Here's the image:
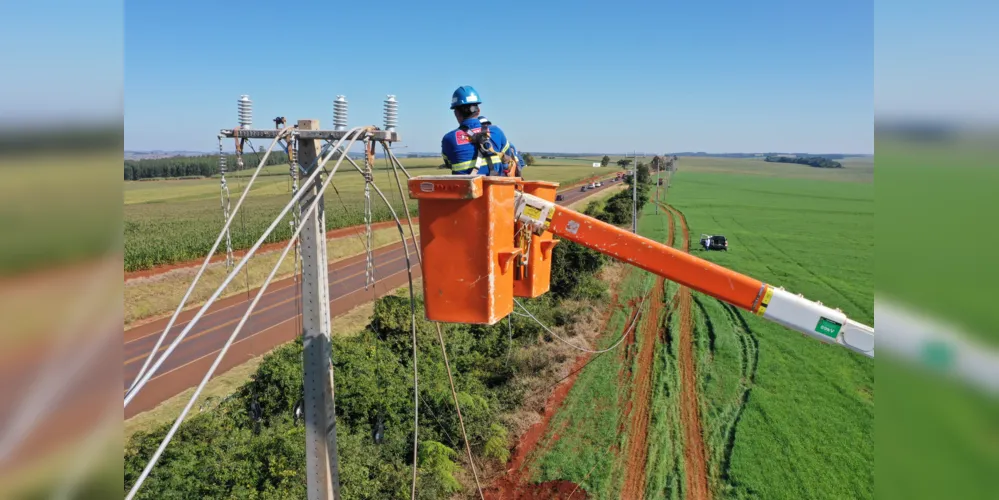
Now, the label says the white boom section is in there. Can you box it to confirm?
[759,287,875,358]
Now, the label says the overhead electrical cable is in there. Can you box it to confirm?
[124,127,365,408]
[126,129,368,499]
[126,129,292,395]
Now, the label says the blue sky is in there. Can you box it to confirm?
[124,0,873,154]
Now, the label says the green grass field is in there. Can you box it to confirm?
[124,157,610,271]
[527,158,874,499]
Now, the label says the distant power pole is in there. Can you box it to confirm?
[632,150,638,234]
[654,154,660,214]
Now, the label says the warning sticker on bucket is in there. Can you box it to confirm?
[420,182,434,192]
[523,205,542,221]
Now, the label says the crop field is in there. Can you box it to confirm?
[521,159,874,499]
[124,157,608,271]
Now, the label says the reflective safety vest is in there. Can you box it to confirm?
[441,117,521,175]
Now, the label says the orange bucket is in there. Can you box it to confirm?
[408,175,520,324]
[513,181,560,298]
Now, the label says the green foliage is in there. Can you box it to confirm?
[483,424,511,464]
[616,158,632,168]
[124,238,607,498]
[601,155,611,167]
[522,152,536,166]
[418,441,462,495]
[124,151,291,180]
[592,168,652,225]
[550,240,606,299]
[764,155,843,168]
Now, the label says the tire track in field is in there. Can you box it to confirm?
[714,302,759,490]
[666,204,712,500]
[757,234,863,313]
[619,207,673,500]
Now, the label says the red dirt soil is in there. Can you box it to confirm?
[484,291,626,500]
[670,204,712,500]
[124,220,406,281]
[485,352,592,500]
[620,207,674,500]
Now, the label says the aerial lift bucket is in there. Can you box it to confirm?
[513,180,560,298]
[408,175,519,325]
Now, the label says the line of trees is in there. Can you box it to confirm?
[124,151,291,180]
[764,155,842,169]
[585,161,654,225]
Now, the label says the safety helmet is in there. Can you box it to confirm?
[450,85,482,109]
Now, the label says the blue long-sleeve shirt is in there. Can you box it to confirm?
[441,117,524,175]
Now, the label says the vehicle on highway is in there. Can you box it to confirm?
[699,234,728,251]
[555,194,565,201]
[580,186,587,192]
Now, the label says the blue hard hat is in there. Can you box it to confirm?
[450,85,482,109]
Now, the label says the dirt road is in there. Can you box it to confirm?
[668,204,712,500]
[620,207,674,500]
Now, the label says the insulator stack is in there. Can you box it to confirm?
[333,95,348,131]
[237,95,253,129]
[383,95,398,132]
[219,151,227,174]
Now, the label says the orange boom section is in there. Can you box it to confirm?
[408,175,521,324]
[546,205,766,311]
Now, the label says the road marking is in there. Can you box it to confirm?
[123,253,410,365]
[125,268,415,397]
[123,241,414,344]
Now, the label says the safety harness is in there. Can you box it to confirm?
[458,119,517,177]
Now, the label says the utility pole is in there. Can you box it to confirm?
[298,119,341,500]
[632,150,638,233]
[655,154,660,214]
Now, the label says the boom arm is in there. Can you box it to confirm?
[514,191,875,358]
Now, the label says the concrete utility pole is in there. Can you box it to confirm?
[655,155,660,214]
[632,150,638,233]
[298,119,341,500]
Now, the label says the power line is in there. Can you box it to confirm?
[127,129,369,499]
[125,127,363,409]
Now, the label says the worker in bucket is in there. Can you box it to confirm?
[441,85,525,177]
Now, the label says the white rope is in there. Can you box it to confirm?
[340,149,422,499]
[126,130,291,395]
[379,147,485,500]
[126,129,368,499]
[124,127,366,408]
[363,143,375,289]
[514,297,647,354]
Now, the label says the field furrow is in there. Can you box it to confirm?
[669,204,712,500]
